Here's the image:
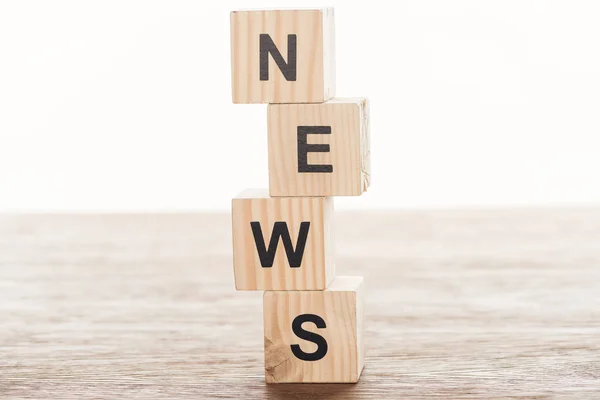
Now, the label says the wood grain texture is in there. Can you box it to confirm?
[264,276,364,383]
[1,210,600,399]
[231,189,334,290]
[230,8,335,104]
[268,98,370,196]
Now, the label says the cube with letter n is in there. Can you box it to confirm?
[230,8,336,104]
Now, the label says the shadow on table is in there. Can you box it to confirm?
[266,383,358,399]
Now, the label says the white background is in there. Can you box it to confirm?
[1,1,600,211]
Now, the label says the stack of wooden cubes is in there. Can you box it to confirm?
[230,7,370,383]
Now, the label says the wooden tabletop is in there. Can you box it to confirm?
[1,210,599,399]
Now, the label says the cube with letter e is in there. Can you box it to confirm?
[268,98,370,196]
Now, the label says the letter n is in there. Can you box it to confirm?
[259,34,297,81]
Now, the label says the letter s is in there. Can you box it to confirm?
[290,314,328,361]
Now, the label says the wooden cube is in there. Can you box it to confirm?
[263,276,365,383]
[268,98,370,197]
[230,8,335,104]
[231,189,334,291]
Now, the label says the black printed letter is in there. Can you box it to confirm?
[291,314,328,361]
[250,221,310,268]
[297,126,333,173]
[259,34,297,81]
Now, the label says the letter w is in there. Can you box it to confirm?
[250,221,310,268]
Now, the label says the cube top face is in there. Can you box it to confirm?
[231,189,334,291]
[230,8,336,104]
[263,276,364,383]
[268,98,371,197]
